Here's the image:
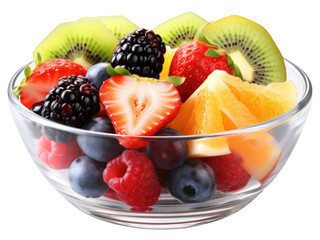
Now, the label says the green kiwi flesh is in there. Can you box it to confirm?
[198,15,286,84]
[153,11,207,48]
[33,20,118,69]
[77,16,138,40]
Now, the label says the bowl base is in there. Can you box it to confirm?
[59,189,261,229]
[36,157,265,229]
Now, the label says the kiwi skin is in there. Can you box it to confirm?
[77,16,138,41]
[33,20,118,69]
[153,11,208,48]
[198,15,286,85]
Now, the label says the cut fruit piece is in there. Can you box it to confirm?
[77,16,138,40]
[209,71,281,182]
[153,12,208,48]
[221,73,298,123]
[197,15,286,85]
[159,46,177,79]
[227,134,281,183]
[33,21,118,69]
[167,73,230,157]
[211,72,260,129]
[99,75,181,149]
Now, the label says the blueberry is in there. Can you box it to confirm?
[68,155,109,198]
[77,117,124,162]
[146,128,187,169]
[86,62,111,89]
[167,159,216,203]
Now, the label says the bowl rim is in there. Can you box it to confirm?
[7,59,312,140]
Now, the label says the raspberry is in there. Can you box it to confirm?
[36,136,83,169]
[103,150,161,208]
[103,188,119,201]
[202,153,251,192]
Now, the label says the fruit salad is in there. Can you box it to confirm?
[13,12,298,210]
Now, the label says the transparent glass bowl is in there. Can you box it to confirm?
[8,59,312,229]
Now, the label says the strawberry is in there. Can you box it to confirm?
[169,41,234,102]
[18,58,87,109]
[99,75,181,148]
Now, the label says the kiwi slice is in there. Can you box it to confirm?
[77,16,138,40]
[33,20,118,69]
[197,15,286,84]
[153,11,207,48]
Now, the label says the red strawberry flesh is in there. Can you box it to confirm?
[99,75,181,148]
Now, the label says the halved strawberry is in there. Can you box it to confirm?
[99,75,182,148]
[18,59,87,109]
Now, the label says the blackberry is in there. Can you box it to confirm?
[111,28,166,79]
[39,75,100,127]
[30,75,100,143]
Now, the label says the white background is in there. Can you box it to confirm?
[1,0,319,239]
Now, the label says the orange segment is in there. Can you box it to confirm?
[167,74,230,157]
[222,73,298,122]
[160,46,177,79]
[227,135,281,182]
[210,71,281,181]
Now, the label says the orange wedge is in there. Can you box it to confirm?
[167,73,230,157]
[160,46,177,79]
[222,73,298,123]
[211,71,281,181]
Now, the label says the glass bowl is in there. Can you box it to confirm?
[7,59,312,229]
